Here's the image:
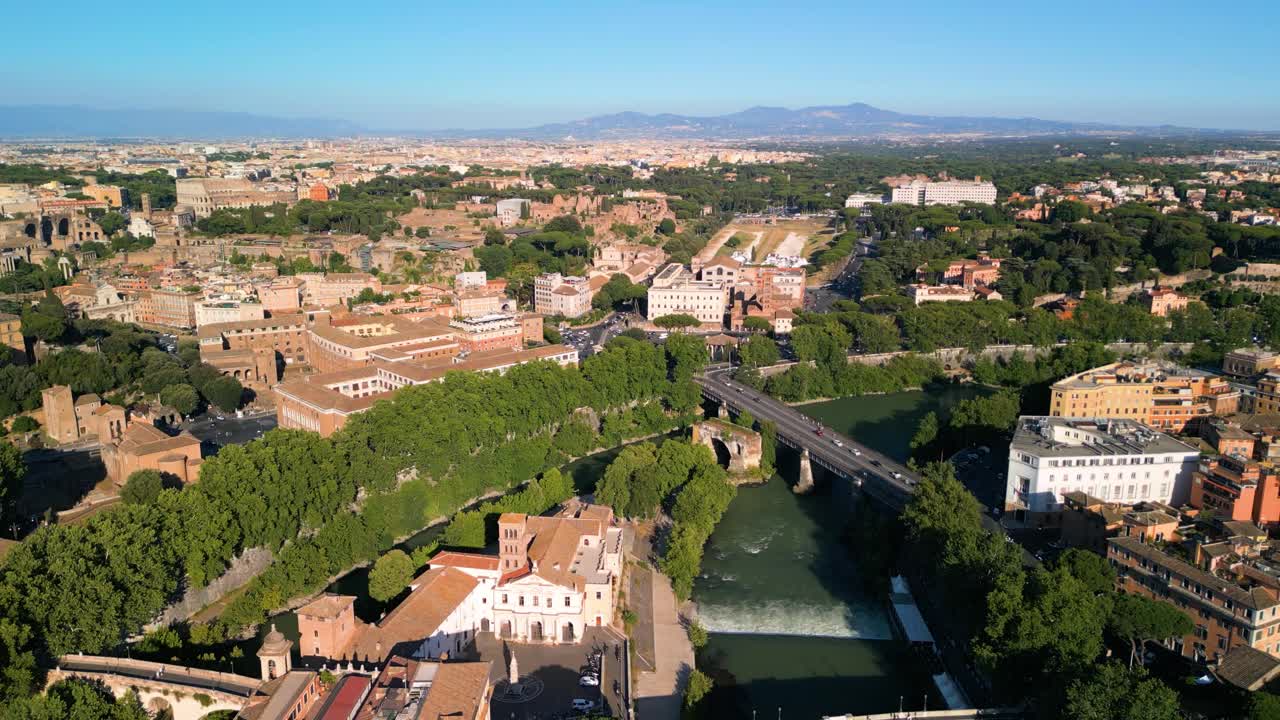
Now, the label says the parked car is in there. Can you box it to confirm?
[579,674,600,687]
[571,698,599,711]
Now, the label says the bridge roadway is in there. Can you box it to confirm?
[57,654,261,697]
[697,368,918,510]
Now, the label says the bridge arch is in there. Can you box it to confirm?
[691,418,761,473]
[707,436,733,468]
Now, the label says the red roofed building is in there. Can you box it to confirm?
[310,673,371,720]
[308,183,333,202]
[352,656,492,720]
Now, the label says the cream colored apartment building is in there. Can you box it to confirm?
[1049,361,1238,434]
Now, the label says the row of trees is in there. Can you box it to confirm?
[1,309,243,421]
[660,444,736,601]
[440,468,575,550]
[0,336,708,708]
[593,438,736,601]
[782,281,1272,369]
[901,463,1189,719]
[368,464,579,603]
[751,352,945,404]
[196,197,409,239]
[209,335,702,638]
[910,344,1122,463]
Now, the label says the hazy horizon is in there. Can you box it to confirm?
[5,0,1279,132]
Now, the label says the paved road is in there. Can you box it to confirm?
[632,570,692,720]
[697,368,917,509]
[183,411,277,454]
[477,628,623,719]
[805,244,865,313]
[558,312,636,358]
[628,566,657,672]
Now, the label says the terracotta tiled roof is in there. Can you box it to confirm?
[430,551,501,572]
[1216,645,1280,690]
[418,662,492,720]
[296,593,354,620]
[114,423,201,456]
[201,313,306,337]
[498,566,531,584]
[348,567,478,663]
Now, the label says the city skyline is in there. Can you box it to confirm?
[7,2,1280,718]
[4,0,1280,131]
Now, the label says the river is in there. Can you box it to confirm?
[251,386,984,718]
[693,385,987,719]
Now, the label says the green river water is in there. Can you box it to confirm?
[694,385,987,719]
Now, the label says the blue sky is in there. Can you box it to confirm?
[4,0,1279,130]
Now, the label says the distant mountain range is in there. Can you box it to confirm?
[0,102,1240,141]
[434,103,1184,140]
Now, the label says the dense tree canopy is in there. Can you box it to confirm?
[0,337,707,702]
[121,470,165,506]
[1063,663,1179,720]
[367,549,415,603]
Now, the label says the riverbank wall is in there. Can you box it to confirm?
[756,341,1195,378]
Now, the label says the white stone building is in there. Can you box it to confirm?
[1004,416,1200,524]
[428,502,624,645]
[534,273,593,318]
[495,198,530,227]
[890,178,998,206]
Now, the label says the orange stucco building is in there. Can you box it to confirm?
[1050,361,1239,434]
[296,594,359,660]
[101,422,203,485]
[1191,455,1280,529]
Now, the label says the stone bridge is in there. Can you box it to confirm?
[691,418,762,473]
[50,655,259,720]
